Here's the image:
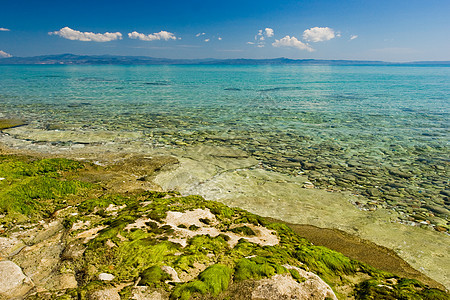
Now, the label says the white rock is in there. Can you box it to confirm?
[161,265,181,282]
[98,272,115,281]
[0,260,34,298]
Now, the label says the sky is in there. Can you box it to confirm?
[0,0,449,61]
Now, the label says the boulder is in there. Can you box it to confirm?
[0,260,34,299]
[251,266,337,300]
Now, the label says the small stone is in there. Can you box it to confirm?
[98,273,115,281]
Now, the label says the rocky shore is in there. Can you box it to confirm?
[0,147,449,299]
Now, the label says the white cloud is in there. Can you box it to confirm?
[247,41,255,45]
[265,28,274,37]
[128,31,177,41]
[253,27,275,47]
[196,32,205,37]
[0,50,12,58]
[0,28,10,32]
[350,34,358,40]
[303,27,336,42]
[204,38,210,42]
[49,27,122,42]
[218,37,222,41]
[272,36,314,52]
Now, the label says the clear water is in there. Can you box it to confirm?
[1,65,449,222]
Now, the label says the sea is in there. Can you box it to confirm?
[1,64,449,287]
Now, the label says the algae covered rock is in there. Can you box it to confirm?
[0,154,448,300]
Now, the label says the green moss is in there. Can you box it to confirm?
[188,224,200,231]
[229,225,256,236]
[234,257,287,281]
[0,156,91,222]
[289,268,306,283]
[354,278,450,300]
[199,218,211,225]
[139,265,172,287]
[171,264,232,299]
[294,245,359,279]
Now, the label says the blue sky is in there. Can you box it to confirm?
[0,0,449,61]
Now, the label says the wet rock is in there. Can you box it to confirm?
[0,260,34,298]
[439,190,450,197]
[423,205,449,216]
[89,288,120,300]
[434,226,448,233]
[0,118,27,130]
[388,168,413,179]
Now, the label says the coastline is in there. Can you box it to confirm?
[1,129,448,291]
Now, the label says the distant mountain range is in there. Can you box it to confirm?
[0,53,449,66]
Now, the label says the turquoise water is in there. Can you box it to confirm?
[0,65,449,224]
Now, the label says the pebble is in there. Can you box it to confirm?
[98,273,115,281]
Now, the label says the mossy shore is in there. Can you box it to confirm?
[0,152,448,299]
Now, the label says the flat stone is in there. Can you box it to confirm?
[0,236,26,258]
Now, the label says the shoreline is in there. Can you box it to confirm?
[1,136,448,291]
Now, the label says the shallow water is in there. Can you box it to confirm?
[0,65,449,223]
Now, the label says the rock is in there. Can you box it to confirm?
[367,188,382,197]
[0,236,25,258]
[250,266,337,300]
[62,241,85,260]
[434,226,448,233]
[423,205,449,216]
[98,272,115,281]
[0,260,34,299]
[439,190,450,197]
[161,266,181,282]
[130,287,168,300]
[45,272,78,291]
[12,231,65,285]
[89,288,121,300]
[0,118,27,130]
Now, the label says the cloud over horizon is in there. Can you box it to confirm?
[350,34,358,40]
[303,27,336,42]
[49,27,122,42]
[0,28,10,32]
[128,31,177,41]
[0,50,12,58]
[272,36,314,52]
[252,27,275,47]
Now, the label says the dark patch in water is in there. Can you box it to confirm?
[68,102,91,108]
[76,77,115,82]
[259,87,302,92]
[143,81,171,86]
[224,88,241,91]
